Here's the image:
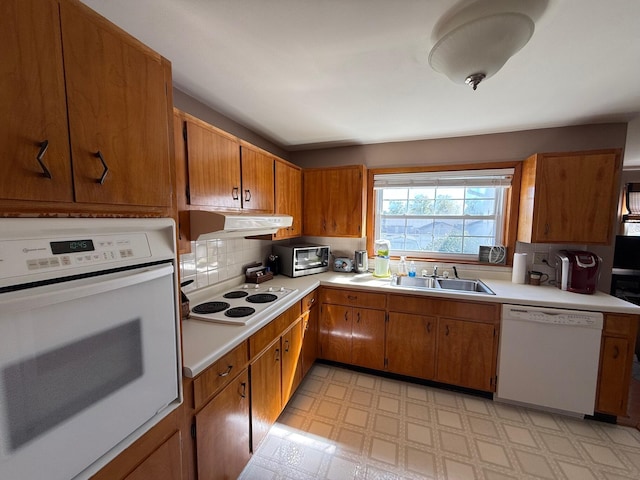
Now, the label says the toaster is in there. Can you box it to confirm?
[555,250,601,294]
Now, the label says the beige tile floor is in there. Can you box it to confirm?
[239,364,640,479]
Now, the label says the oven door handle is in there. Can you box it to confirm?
[1,264,175,313]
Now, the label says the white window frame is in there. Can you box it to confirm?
[372,169,514,261]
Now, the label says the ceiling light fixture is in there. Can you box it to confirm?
[428,12,534,90]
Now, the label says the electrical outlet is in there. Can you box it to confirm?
[532,252,549,265]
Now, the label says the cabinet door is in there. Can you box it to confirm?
[302,304,319,378]
[352,308,386,370]
[522,151,620,244]
[125,431,182,480]
[319,304,352,363]
[274,159,302,239]
[596,336,631,416]
[185,119,241,208]
[60,1,172,206]
[240,145,274,212]
[250,340,282,451]
[303,166,365,237]
[0,0,73,202]
[282,319,303,406]
[196,370,250,480]
[387,312,437,379]
[436,318,496,391]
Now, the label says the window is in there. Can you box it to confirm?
[372,168,514,260]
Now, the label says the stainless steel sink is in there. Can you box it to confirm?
[392,275,438,289]
[390,275,495,295]
[437,278,495,295]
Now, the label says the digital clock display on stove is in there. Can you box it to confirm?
[50,239,95,255]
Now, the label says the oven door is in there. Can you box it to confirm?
[0,263,180,480]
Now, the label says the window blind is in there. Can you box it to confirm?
[373,168,514,189]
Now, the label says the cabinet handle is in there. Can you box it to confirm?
[322,220,327,231]
[344,311,349,322]
[232,187,239,200]
[218,365,233,377]
[613,346,620,359]
[356,312,360,323]
[347,295,357,301]
[426,322,431,333]
[445,325,450,336]
[544,223,550,235]
[95,151,109,184]
[284,339,290,352]
[308,297,316,307]
[275,348,280,361]
[239,382,247,399]
[36,140,52,179]
[244,189,251,202]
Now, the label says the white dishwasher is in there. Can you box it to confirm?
[496,304,603,416]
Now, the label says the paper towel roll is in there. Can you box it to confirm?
[512,253,527,284]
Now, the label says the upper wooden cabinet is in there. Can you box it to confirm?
[517,149,622,244]
[303,165,367,237]
[239,142,274,212]
[273,158,302,239]
[0,0,72,203]
[181,115,276,213]
[1,0,173,207]
[184,118,241,209]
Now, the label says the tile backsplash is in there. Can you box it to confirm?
[179,237,273,292]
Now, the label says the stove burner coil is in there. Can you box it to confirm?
[192,301,230,314]
[246,293,278,304]
[223,290,249,299]
[225,306,256,318]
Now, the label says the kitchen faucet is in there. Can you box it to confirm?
[432,265,438,277]
[453,266,459,278]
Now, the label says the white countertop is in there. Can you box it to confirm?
[181,272,640,378]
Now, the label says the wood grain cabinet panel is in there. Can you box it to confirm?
[195,370,250,480]
[60,0,172,206]
[319,303,352,364]
[0,0,73,203]
[517,150,621,244]
[386,312,437,379]
[125,431,182,480]
[282,318,303,405]
[250,339,282,451]
[436,318,497,392]
[596,313,639,416]
[351,308,386,370]
[273,158,302,239]
[185,118,241,209]
[303,165,366,237]
[239,144,274,212]
[301,290,319,378]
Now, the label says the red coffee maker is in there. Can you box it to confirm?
[555,250,601,294]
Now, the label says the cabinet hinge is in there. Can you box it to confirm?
[191,423,196,439]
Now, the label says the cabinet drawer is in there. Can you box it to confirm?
[603,314,639,337]
[388,294,498,323]
[302,290,318,312]
[193,341,248,409]
[250,303,302,359]
[321,287,386,309]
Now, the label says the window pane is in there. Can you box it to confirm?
[383,200,407,215]
[464,219,495,236]
[463,236,491,254]
[464,199,495,215]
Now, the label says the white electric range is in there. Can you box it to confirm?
[188,283,298,325]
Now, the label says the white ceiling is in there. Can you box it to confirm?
[81,0,640,151]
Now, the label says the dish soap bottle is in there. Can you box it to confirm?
[408,260,416,277]
[397,256,408,276]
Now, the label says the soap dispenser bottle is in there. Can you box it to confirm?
[397,256,408,276]
[408,260,416,277]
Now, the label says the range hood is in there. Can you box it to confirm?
[190,211,293,240]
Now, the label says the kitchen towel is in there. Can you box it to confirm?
[512,253,527,284]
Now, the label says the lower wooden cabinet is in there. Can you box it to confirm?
[386,312,437,379]
[282,318,303,407]
[125,431,183,480]
[195,370,250,480]
[596,313,639,416]
[435,318,497,391]
[301,291,319,378]
[250,339,282,451]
